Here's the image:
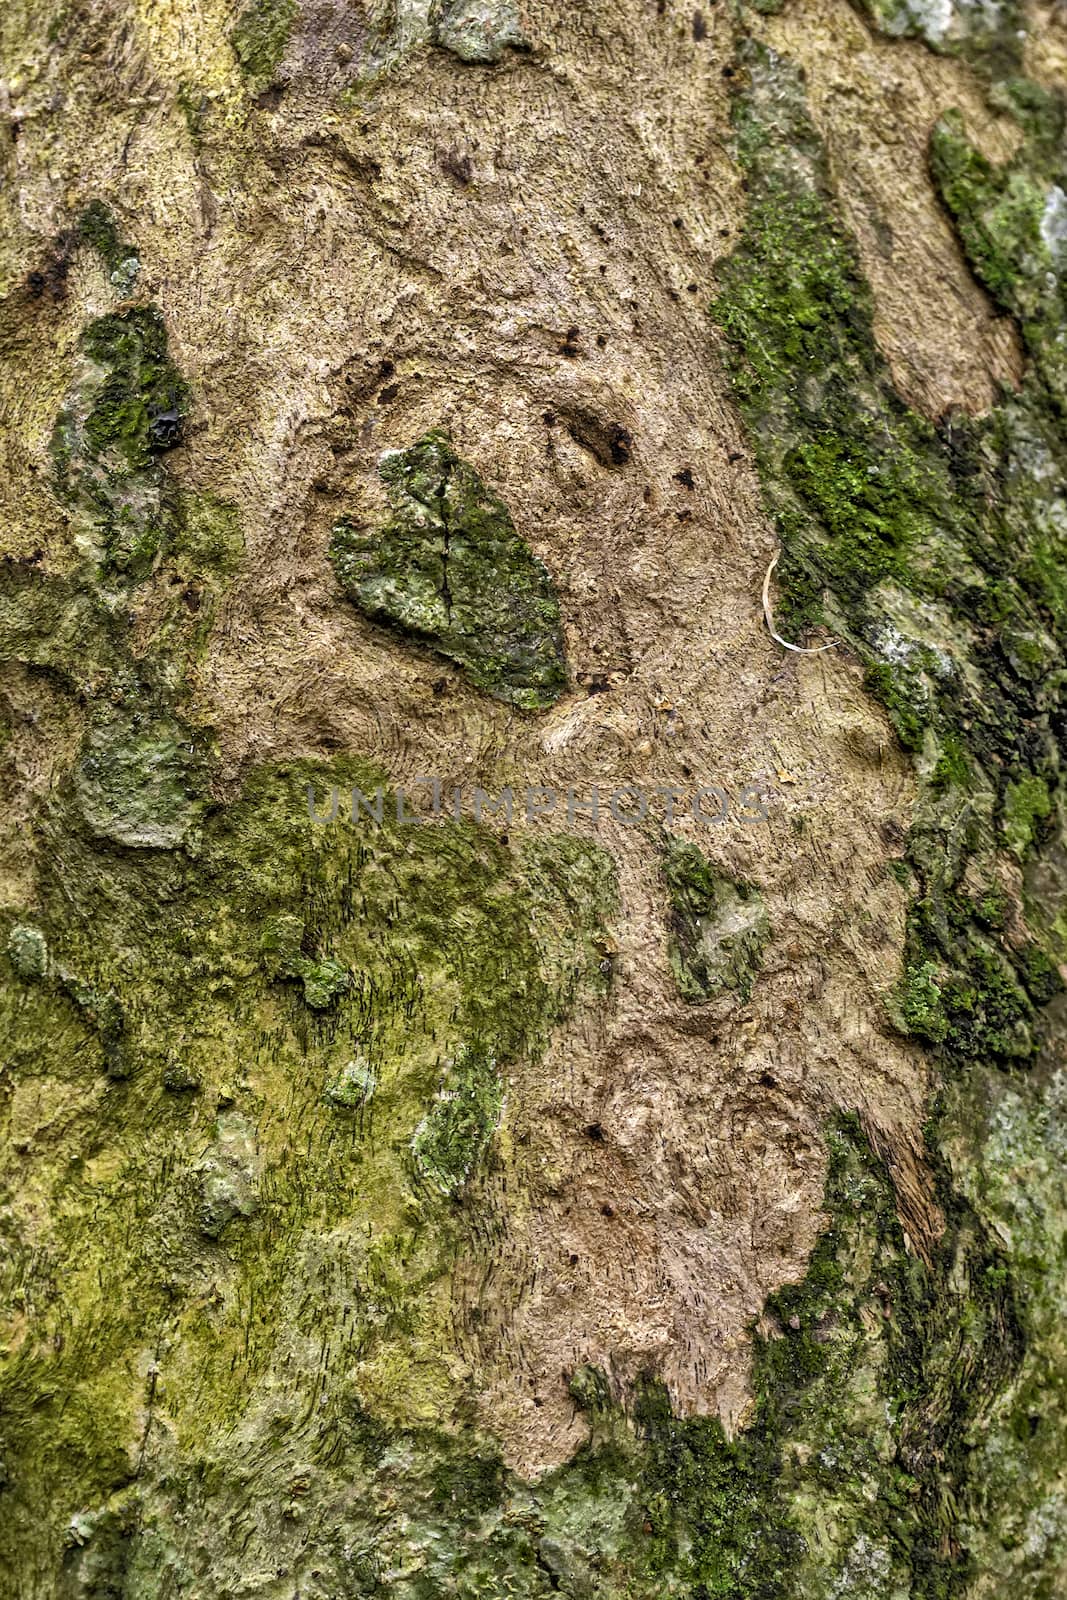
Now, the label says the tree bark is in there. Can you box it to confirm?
[2,0,1066,1595]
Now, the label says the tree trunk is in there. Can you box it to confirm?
[2,0,1067,1594]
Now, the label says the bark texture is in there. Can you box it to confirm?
[2,0,1067,1595]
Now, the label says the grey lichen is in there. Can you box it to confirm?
[330,430,567,709]
[433,0,528,63]
[852,0,1024,70]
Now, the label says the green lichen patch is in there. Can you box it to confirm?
[75,200,140,294]
[931,100,1067,408]
[850,0,1024,73]
[6,923,48,980]
[411,1042,503,1197]
[51,305,188,579]
[230,0,297,84]
[260,913,351,1008]
[330,430,568,709]
[72,702,213,849]
[324,1054,377,1108]
[662,839,769,1003]
[170,491,244,579]
[0,755,620,1579]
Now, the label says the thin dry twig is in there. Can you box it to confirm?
[762,551,836,655]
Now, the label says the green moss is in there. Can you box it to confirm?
[708,42,1067,1593]
[410,1042,503,1197]
[1002,774,1053,860]
[76,200,140,293]
[230,0,296,83]
[930,108,1067,408]
[51,305,188,579]
[330,430,568,709]
[662,838,769,1003]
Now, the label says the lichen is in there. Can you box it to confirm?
[51,305,188,580]
[330,430,568,709]
[410,1042,503,1196]
[433,0,529,64]
[0,758,621,1579]
[662,838,769,1003]
[850,0,1024,72]
[230,0,296,85]
[708,36,1067,1594]
[72,703,212,850]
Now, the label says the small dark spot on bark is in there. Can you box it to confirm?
[25,251,69,302]
[674,466,695,489]
[440,147,473,185]
[759,1072,777,1088]
[560,326,582,358]
[601,1202,615,1217]
[672,217,684,229]
[150,409,183,448]
[560,408,632,468]
[255,83,285,110]
[377,383,400,404]
[675,508,692,522]
[722,63,735,78]
[182,585,203,612]
[584,1122,605,1142]
[692,10,707,39]
[542,410,556,426]
[686,282,698,293]
[727,450,743,463]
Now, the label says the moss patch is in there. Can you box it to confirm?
[51,305,188,579]
[76,200,140,294]
[330,430,568,709]
[230,0,297,84]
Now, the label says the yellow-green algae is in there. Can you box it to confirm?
[0,754,621,1589]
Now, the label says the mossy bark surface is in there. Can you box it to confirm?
[4,0,1067,1596]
